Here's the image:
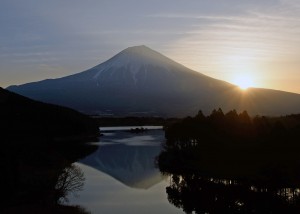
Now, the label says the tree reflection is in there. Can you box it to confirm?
[164,173,300,214]
[158,139,300,213]
[1,142,96,214]
[55,164,85,203]
[158,143,300,214]
[159,109,300,213]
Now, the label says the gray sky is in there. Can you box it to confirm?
[1,0,300,93]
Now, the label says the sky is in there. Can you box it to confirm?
[1,0,300,93]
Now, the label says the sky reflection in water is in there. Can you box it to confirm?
[68,129,183,214]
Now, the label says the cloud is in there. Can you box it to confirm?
[1,0,300,93]
[149,2,300,92]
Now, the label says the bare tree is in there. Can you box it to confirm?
[55,164,85,203]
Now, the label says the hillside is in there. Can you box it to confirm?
[0,87,99,142]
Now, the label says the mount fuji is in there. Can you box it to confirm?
[7,45,300,117]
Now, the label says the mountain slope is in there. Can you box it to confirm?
[7,45,300,117]
[0,87,99,142]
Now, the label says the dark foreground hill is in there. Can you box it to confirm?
[0,87,99,142]
[7,45,300,117]
[0,87,99,213]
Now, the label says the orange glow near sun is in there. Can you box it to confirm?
[232,74,254,90]
[221,51,259,90]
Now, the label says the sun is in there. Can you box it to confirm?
[232,74,254,90]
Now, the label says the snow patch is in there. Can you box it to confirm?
[90,46,179,85]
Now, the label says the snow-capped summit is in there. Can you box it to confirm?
[107,45,176,68]
[67,45,196,86]
[7,46,300,117]
[102,45,182,69]
[90,45,180,82]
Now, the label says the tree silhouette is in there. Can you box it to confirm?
[238,110,251,124]
[209,108,225,122]
[160,109,300,213]
[195,110,205,121]
[164,172,300,214]
[55,164,85,203]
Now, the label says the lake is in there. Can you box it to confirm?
[68,127,184,214]
[4,125,300,213]
[66,126,300,214]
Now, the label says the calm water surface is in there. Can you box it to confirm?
[68,127,183,214]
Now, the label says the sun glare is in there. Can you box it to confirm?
[222,51,261,90]
[233,74,254,90]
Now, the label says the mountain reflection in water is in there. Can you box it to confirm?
[70,128,300,214]
[79,129,165,189]
[69,129,185,214]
